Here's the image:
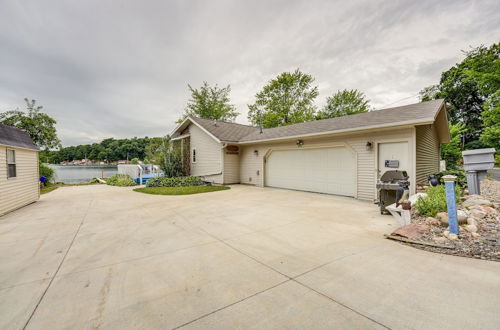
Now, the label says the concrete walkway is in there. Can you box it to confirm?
[1,185,499,329]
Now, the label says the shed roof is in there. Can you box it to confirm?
[0,124,39,150]
[172,99,448,144]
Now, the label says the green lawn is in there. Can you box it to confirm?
[134,185,230,195]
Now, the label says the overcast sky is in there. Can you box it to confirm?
[0,0,499,146]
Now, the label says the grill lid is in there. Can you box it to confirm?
[379,170,408,182]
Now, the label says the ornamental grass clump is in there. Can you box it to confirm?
[106,174,137,187]
[415,184,462,217]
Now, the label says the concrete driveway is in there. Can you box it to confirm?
[1,185,499,329]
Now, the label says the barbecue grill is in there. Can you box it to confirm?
[376,170,410,214]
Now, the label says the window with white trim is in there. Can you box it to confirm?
[192,148,196,163]
[7,149,16,178]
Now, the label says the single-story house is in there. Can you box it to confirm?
[171,99,450,201]
[0,124,40,216]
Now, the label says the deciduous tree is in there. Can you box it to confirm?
[178,82,239,123]
[247,69,318,128]
[316,89,370,119]
[0,98,61,150]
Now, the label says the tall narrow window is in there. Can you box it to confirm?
[192,148,196,163]
[7,149,16,178]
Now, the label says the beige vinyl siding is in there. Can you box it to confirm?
[415,124,440,184]
[239,128,414,200]
[188,124,223,184]
[0,146,39,216]
[223,149,240,184]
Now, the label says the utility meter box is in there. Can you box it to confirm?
[462,148,496,195]
[462,148,496,171]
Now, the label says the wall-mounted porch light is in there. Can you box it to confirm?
[254,150,259,156]
[296,139,304,147]
[366,141,373,151]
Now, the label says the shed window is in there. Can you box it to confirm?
[7,149,16,178]
[192,149,196,163]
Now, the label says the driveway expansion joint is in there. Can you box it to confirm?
[21,198,94,330]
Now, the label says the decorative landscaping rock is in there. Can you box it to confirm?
[433,236,447,244]
[425,217,440,226]
[467,217,477,226]
[470,209,487,219]
[481,206,499,216]
[463,199,494,208]
[391,223,430,240]
[457,210,468,224]
[389,183,500,261]
[436,212,448,225]
[465,224,478,233]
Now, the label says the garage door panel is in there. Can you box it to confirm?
[265,147,356,197]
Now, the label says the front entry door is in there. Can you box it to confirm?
[377,142,409,179]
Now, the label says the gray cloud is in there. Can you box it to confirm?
[1,0,499,146]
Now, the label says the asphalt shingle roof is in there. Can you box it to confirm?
[183,99,445,143]
[0,124,39,150]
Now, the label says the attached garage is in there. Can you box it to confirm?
[265,146,356,197]
[171,99,451,201]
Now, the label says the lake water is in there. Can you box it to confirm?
[48,165,118,184]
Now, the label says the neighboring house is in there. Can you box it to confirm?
[171,99,450,201]
[0,124,40,216]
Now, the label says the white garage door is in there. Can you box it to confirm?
[265,147,356,197]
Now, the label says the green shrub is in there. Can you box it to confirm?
[415,184,462,217]
[39,162,54,183]
[180,176,204,186]
[432,169,467,188]
[146,176,205,187]
[106,174,137,187]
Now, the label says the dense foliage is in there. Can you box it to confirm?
[0,98,61,150]
[39,162,54,183]
[105,174,137,186]
[415,184,462,217]
[146,176,204,187]
[247,69,319,128]
[316,89,371,119]
[420,43,499,152]
[41,136,160,163]
[480,90,500,151]
[440,123,466,169]
[178,82,239,123]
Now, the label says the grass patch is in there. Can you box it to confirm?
[41,185,59,194]
[134,185,230,195]
[40,182,101,194]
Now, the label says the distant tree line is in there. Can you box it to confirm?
[40,137,164,164]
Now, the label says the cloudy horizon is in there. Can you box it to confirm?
[1,0,499,146]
